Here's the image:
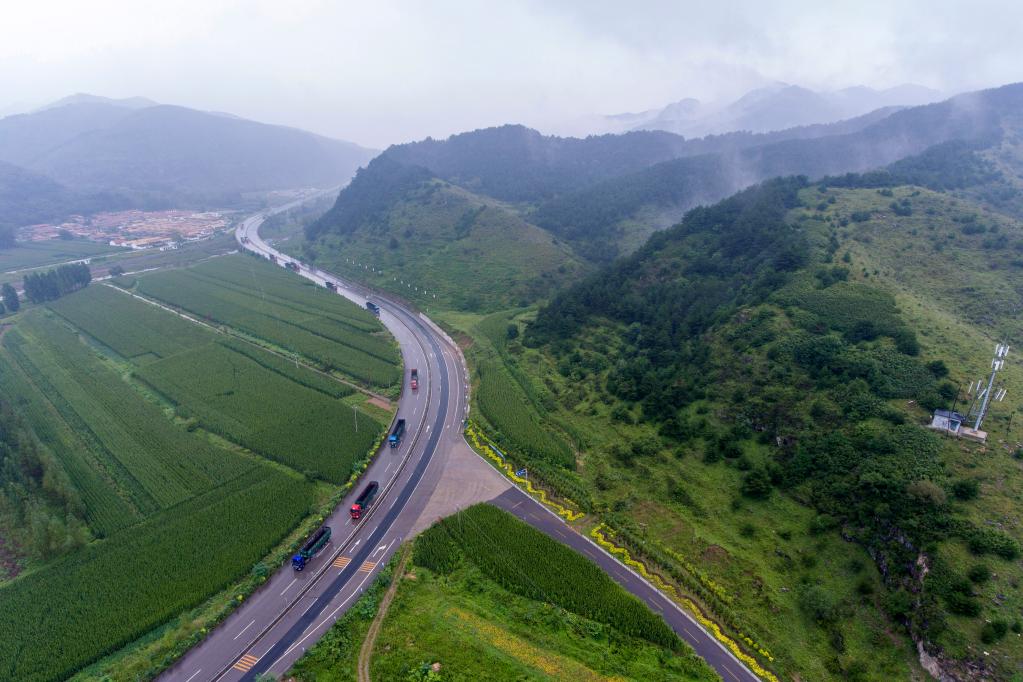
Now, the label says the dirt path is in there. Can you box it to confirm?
[357,545,411,682]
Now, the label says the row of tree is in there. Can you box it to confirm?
[22,262,91,304]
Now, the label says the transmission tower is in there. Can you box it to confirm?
[965,343,1010,431]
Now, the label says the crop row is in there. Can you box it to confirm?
[413,503,680,649]
[476,359,574,469]
[48,285,211,360]
[0,467,314,682]
[219,337,355,399]
[138,270,399,386]
[137,342,384,482]
[9,315,250,512]
[182,267,398,363]
[0,343,137,536]
[188,255,381,331]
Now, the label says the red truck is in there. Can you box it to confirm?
[350,481,379,520]
[410,368,419,390]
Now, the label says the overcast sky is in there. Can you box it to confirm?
[1,0,1020,148]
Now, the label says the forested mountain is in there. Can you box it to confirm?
[382,125,692,202]
[303,157,586,312]
[0,162,116,243]
[515,167,1023,679]
[308,102,927,265]
[533,83,1023,259]
[0,98,376,217]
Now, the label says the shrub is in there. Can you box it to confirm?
[951,479,980,501]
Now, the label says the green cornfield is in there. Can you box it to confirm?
[137,256,400,387]
[137,342,383,482]
[48,285,211,361]
[0,468,314,682]
[476,359,574,469]
[2,315,252,530]
[414,504,680,649]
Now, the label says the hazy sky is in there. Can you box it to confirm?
[1,0,1020,148]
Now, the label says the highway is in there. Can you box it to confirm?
[159,197,761,682]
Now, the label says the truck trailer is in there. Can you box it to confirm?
[389,418,406,448]
[365,301,381,316]
[350,481,379,520]
[292,525,331,571]
[410,368,419,390]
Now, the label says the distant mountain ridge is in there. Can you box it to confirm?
[583,83,942,138]
[0,95,377,231]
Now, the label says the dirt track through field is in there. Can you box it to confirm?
[357,545,411,682]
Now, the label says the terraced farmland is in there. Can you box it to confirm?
[137,255,400,387]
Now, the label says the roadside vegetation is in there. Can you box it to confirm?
[290,504,718,681]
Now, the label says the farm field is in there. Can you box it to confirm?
[137,341,381,482]
[0,257,399,680]
[290,504,718,682]
[0,467,313,682]
[0,239,125,273]
[136,254,400,388]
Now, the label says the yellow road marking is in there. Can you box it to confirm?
[333,556,351,569]
[359,560,377,573]
[232,654,259,671]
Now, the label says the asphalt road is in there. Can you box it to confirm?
[159,198,761,682]
[159,201,472,682]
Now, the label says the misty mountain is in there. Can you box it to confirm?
[370,111,899,207]
[0,98,377,211]
[35,93,159,112]
[381,125,693,202]
[0,161,117,240]
[587,83,942,138]
[533,83,1019,260]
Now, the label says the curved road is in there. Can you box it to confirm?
[159,198,761,682]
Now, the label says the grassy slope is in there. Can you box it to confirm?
[445,184,1023,681]
[297,179,589,313]
[822,186,1023,667]
[290,505,718,682]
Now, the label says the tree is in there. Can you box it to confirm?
[109,265,126,277]
[1,283,18,312]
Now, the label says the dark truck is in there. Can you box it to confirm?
[389,418,406,448]
[292,525,331,571]
[325,281,336,291]
[365,301,380,316]
[410,368,419,390]
[285,261,300,272]
[350,481,379,520]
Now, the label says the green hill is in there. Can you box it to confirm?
[478,173,1023,680]
[303,172,588,312]
[532,83,1023,261]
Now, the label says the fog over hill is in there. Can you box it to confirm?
[0,95,377,228]
[563,83,943,138]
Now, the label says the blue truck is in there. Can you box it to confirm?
[388,418,406,448]
[366,301,380,316]
[292,526,331,571]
